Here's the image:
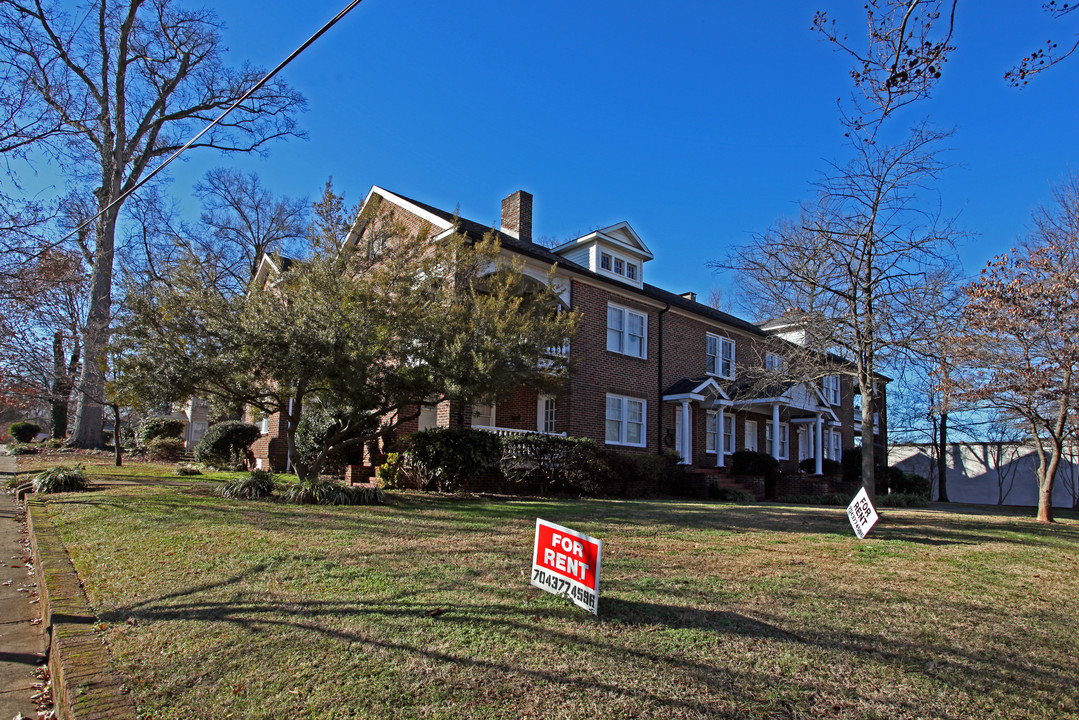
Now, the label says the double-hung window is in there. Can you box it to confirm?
[706,412,736,455]
[607,303,647,358]
[765,353,786,373]
[765,422,789,460]
[538,396,557,434]
[606,394,646,447]
[823,375,841,405]
[706,334,735,379]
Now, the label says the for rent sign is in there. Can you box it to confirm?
[846,487,880,539]
[531,519,602,615]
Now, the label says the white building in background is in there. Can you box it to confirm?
[890,442,1079,508]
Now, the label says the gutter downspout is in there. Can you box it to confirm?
[657,302,671,455]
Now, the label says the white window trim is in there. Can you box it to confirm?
[706,411,717,454]
[705,411,736,455]
[596,247,644,286]
[766,422,789,460]
[745,420,758,452]
[537,395,557,434]
[607,302,648,359]
[605,394,647,448]
[823,375,841,406]
[472,402,496,428]
[706,333,735,380]
[766,353,786,373]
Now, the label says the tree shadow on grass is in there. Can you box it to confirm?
[91,561,1078,720]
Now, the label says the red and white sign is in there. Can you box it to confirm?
[531,518,602,614]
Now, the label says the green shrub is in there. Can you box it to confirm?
[148,437,185,462]
[8,422,40,443]
[119,426,138,450]
[499,434,605,495]
[32,464,90,493]
[730,450,781,498]
[798,457,843,475]
[6,442,38,456]
[884,471,931,498]
[217,470,276,499]
[879,492,930,508]
[175,464,203,476]
[101,430,113,445]
[407,428,502,492]
[136,417,185,449]
[282,477,385,505]
[841,448,863,484]
[709,485,755,503]
[378,452,415,490]
[193,421,260,470]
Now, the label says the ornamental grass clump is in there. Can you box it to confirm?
[216,470,276,499]
[32,464,90,493]
[282,477,385,506]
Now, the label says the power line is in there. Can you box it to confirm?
[59,0,366,246]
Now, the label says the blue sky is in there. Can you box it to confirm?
[57,1,1079,311]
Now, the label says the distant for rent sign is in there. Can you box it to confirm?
[531,519,602,615]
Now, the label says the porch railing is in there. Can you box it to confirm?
[472,425,567,438]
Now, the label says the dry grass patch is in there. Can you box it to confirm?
[40,485,1079,720]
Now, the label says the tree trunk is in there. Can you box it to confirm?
[1037,481,1054,523]
[51,334,70,439]
[112,404,123,468]
[68,205,118,448]
[936,412,949,502]
[860,389,876,501]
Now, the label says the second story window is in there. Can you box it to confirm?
[600,253,612,270]
[607,303,647,358]
[766,353,786,373]
[626,263,637,280]
[823,375,841,405]
[706,334,735,379]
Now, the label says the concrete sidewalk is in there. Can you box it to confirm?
[0,451,46,719]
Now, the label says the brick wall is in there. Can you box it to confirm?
[566,279,659,454]
[249,409,289,472]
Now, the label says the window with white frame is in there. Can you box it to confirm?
[823,375,841,405]
[765,353,786,373]
[745,420,758,452]
[723,415,734,454]
[626,263,637,280]
[605,394,646,447]
[765,422,789,459]
[706,411,718,454]
[706,333,735,379]
[614,257,625,275]
[472,402,495,427]
[538,396,557,434]
[607,303,647,358]
[827,429,842,460]
[600,252,612,271]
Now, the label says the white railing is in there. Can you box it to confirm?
[472,425,567,438]
[545,341,570,357]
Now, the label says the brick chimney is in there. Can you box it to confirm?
[500,190,532,241]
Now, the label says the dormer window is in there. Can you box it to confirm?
[600,253,612,271]
[626,263,637,280]
[614,258,624,275]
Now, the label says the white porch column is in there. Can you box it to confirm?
[815,413,824,474]
[716,408,726,468]
[680,400,692,464]
[771,403,780,458]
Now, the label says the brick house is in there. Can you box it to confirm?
[249,186,888,479]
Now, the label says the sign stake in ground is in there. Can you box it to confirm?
[530,518,602,615]
[847,487,880,539]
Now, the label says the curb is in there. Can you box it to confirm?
[25,498,138,720]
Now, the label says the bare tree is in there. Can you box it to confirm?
[0,0,305,447]
[958,175,1079,523]
[719,126,959,500]
[192,168,307,293]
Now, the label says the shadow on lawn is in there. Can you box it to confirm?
[95,565,1076,717]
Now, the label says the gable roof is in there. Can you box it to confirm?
[363,186,771,338]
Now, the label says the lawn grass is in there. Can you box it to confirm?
[15,450,247,483]
[39,482,1079,720]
